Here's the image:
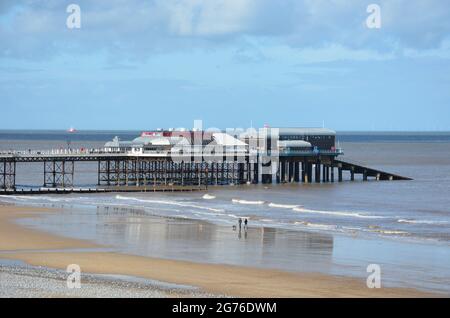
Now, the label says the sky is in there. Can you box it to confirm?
[1,0,450,131]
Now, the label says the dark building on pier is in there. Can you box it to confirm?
[277,128,336,151]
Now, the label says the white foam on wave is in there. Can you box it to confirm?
[268,202,301,209]
[294,221,337,230]
[397,219,448,225]
[292,207,384,219]
[369,229,409,235]
[232,199,265,205]
[115,195,225,213]
[341,226,363,232]
[144,206,182,213]
[294,222,404,237]
[0,195,40,201]
[0,195,71,203]
[226,214,253,220]
[202,194,216,200]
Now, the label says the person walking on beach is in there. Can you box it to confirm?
[244,218,248,229]
[238,218,242,230]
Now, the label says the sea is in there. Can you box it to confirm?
[1,130,450,293]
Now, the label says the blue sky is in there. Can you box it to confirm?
[1,0,450,131]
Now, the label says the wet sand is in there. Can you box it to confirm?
[0,203,436,297]
[0,204,96,251]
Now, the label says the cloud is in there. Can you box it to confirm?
[0,0,450,61]
[163,0,254,36]
[380,0,450,49]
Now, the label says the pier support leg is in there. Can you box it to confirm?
[44,160,74,188]
[181,162,185,185]
[276,162,281,183]
[107,160,111,186]
[261,160,272,184]
[301,161,306,183]
[307,162,313,183]
[246,162,251,184]
[288,161,294,182]
[254,162,259,184]
[1,161,16,190]
[281,161,286,183]
[338,167,343,182]
[326,166,330,182]
[238,163,245,184]
[350,167,355,181]
[315,162,321,183]
[136,159,141,186]
[331,165,334,182]
[97,161,101,186]
[294,162,300,182]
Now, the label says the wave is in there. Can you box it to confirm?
[293,220,410,237]
[0,195,40,201]
[202,194,216,200]
[0,195,71,203]
[340,226,364,233]
[115,195,224,213]
[268,202,301,209]
[232,199,265,205]
[292,207,385,219]
[369,229,409,235]
[397,219,448,225]
[226,214,254,221]
[293,221,409,237]
[294,221,337,230]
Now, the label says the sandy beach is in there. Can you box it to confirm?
[0,203,437,298]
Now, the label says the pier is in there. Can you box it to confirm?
[0,150,411,195]
[0,128,412,194]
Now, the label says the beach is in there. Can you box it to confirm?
[0,203,437,297]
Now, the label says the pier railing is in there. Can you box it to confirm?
[278,148,344,156]
[0,148,125,156]
[1,147,344,158]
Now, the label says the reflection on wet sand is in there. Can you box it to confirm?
[90,206,334,273]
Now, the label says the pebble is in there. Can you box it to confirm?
[0,264,219,298]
